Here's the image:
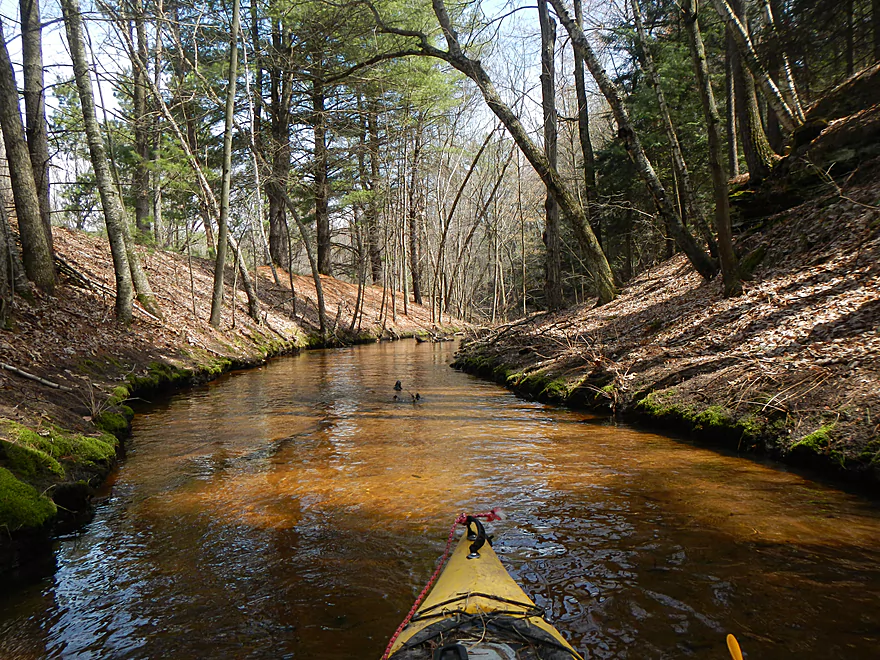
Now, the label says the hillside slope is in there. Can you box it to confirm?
[0,225,462,572]
[455,67,880,491]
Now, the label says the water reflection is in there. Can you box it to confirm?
[1,340,879,659]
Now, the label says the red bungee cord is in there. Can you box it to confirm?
[380,509,504,660]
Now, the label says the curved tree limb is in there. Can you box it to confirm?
[547,0,718,280]
[708,0,799,131]
[368,0,617,303]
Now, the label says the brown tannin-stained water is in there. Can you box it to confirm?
[1,340,879,659]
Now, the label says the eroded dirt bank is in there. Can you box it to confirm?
[455,74,880,493]
[0,226,461,574]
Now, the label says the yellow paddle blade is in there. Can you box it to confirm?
[727,634,744,660]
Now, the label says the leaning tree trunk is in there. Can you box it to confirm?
[546,0,718,281]
[0,18,54,293]
[874,0,880,62]
[20,0,53,255]
[725,32,739,177]
[0,202,9,324]
[113,3,259,320]
[210,0,240,327]
[572,0,598,245]
[0,134,31,296]
[429,0,618,303]
[61,0,134,320]
[709,0,798,132]
[683,0,742,297]
[759,0,804,122]
[631,0,718,256]
[538,0,563,311]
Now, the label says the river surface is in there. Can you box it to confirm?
[1,340,879,659]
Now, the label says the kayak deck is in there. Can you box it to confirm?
[388,530,583,659]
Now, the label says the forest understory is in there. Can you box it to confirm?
[0,227,461,576]
[454,96,880,493]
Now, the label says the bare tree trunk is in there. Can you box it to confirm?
[281,192,327,338]
[631,0,718,256]
[547,0,718,281]
[239,21,278,285]
[251,0,263,156]
[538,0,563,310]
[420,0,618,302]
[313,78,331,276]
[407,117,424,305]
[62,0,135,318]
[114,3,260,320]
[166,2,215,256]
[846,0,855,77]
[210,0,240,327]
[875,0,880,62]
[19,0,53,255]
[683,0,742,297]
[0,135,33,297]
[572,0,598,246]
[152,0,164,245]
[0,144,26,319]
[266,23,291,268]
[709,0,798,131]
[0,202,10,324]
[365,99,383,284]
[132,0,151,239]
[759,0,804,121]
[725,35,739,177]
[731,0,779,183]
[0,18,54,293]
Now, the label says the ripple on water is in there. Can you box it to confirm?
[1,341,880,659]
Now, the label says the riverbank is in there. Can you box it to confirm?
[454,71,880,493]
[0,226,462,576]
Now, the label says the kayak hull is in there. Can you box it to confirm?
[388,532,583,659]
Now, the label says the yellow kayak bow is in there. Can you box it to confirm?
[386,518,583,660]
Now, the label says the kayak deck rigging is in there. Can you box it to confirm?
[385,516,583,659]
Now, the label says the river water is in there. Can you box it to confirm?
[1,340,878,659]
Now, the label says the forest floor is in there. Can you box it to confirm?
[0,226,462,571]
[454,68,880,494]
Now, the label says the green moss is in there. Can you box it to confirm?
[505,371,523,386]
[107,385,130,405]
[127,361,193,392]
[94,411,130,436]
[791,424,835,451]
[635,391,675,416]
[207,357,233,374]
[635,393,764,446]
[0,467,57,531]
[0,420,117,473]
[59,431,117,465]
[517,372,549,396]
[76,358,102,376]
[0,439,63,478]
[540,377,570,401]
[512,371,570,400]
[739,413,769,438]
[492,364,513,382]
[790,424,844,468]
[689,405,735,430]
